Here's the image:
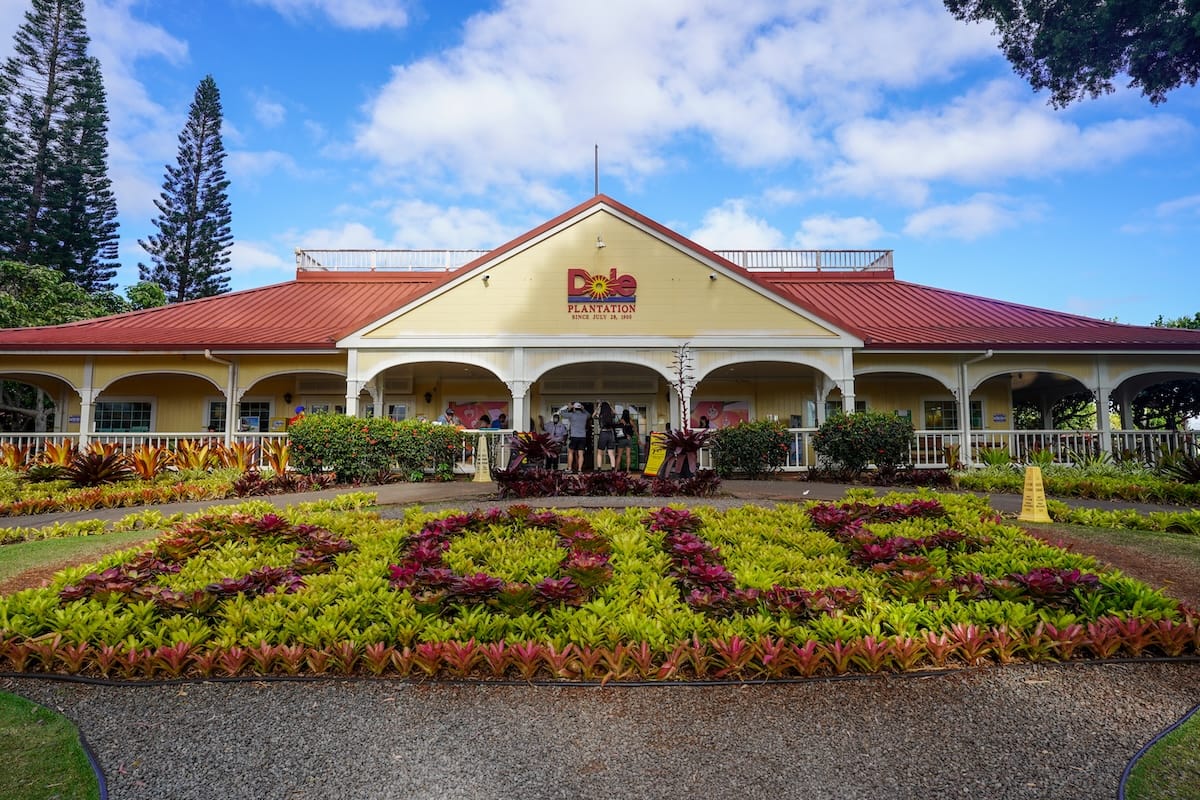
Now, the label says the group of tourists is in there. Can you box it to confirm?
[433,402,640,473]
[546,401,638,473]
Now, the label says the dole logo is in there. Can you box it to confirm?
[567,268,637,303]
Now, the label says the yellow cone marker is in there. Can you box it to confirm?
[472,434,491,483]
[1017,466,1051,523]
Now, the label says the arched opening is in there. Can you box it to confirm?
[0,374,74,434]
[534,361,665,471]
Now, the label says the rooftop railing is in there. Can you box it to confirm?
[295,248,894,273]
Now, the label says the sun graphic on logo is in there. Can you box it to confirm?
[585,273,612,299]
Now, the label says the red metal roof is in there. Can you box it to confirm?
[0,272,446,351]
[0,195,1198,353]
[756,273,1200,350]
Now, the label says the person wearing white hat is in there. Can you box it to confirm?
[561,402,590,472]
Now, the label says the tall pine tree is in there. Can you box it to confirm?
[0,0,95,266]
[45,56,118,291]
[139,75,233,302]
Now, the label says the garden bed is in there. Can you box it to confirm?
[0,493,1195,682]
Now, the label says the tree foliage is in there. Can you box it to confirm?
[0,0,118,289]
[1012,390,1099,430]
[139,74,233,302]
[944,0,1200,106]
[0,260,164,326]
[1153,312,1200,330]
[0,260,165,431]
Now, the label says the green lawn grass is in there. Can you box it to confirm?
[0,691,100,800]
[0,529,162,585]
[1124,708,1200,800]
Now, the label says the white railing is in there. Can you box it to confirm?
[4,428,1192,475]
[714,249,893,272]
[294,248,893,274]
[967,430,1197,466]
[296,249,488,272]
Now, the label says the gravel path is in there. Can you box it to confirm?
[5,662,1200,799]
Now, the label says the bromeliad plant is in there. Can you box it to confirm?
[387,506,612,614]
[1,493,1197,682]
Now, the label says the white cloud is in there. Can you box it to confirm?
[1119,193,1200,234]
[253,97,286,127]
[1153,194,1200,218]
[226,150,301,181]
[249,0,409,29]
[353,0,996,192]
[824,81,1189,203]
[689,200,784,249]
[295,221,386,250]
[386,200,516,249]
[228,240,293,283]
[793,214,885,249]
[903,193,1043,240]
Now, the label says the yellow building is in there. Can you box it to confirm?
[1,195,1198,468]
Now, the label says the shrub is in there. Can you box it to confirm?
[288,416,463,482]
[813,411,914,480]
[287,414,398,482]
[394,421,462,480]
[710,419,793,479]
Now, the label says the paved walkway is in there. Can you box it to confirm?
[0,475,1190,530]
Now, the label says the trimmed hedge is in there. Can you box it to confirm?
[813,411,915,479]
[710,419,792,478]
[287,416,463,482]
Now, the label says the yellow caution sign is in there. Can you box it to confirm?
[1017,466,1051,523]
[472,434,491,483]
[643,432,669,477]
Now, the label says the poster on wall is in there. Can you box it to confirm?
[450,401,509,429]
[690,401,750,429]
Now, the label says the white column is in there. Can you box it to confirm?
[839,348,856,414]
[344,349,361,417]
[1095,385,1113,454]
[1116,385,1133,430]
[344,379,364,417]
[839,378,856,414]
[814,375,832,426]
[507,380,530,430]
[364,377,382,418]
[77,388,96,448]
[78,358,95,448]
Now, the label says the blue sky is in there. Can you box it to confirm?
[1,0,1197,324]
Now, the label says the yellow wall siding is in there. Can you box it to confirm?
[238,354,346,391]
[93,356,225,393]
[362,211,840,339]
[0,356,86,393]
[854,376,1012,429]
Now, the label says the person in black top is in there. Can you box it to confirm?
[616,407,637,471]
[594,400,618,471]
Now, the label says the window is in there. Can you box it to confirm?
[924,400,983,430]
[825,400,867,418]
[95,401,152,432]
[208,400,272,432]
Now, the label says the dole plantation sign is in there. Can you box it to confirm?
[567,268,637,319]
